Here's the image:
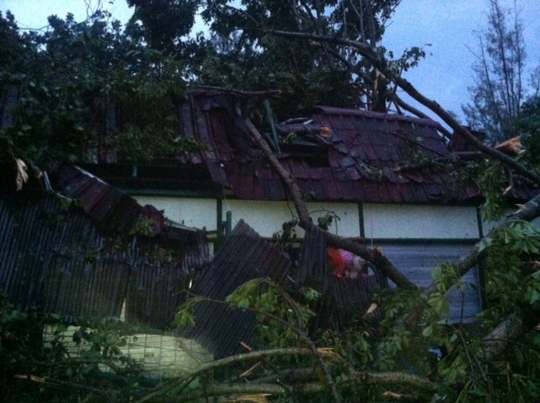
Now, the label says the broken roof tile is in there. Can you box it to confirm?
[174,93,490,204]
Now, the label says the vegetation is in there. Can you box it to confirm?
[0,10,193,169]
[1,0,540,402]
[3,217,540,402]
[462,0,540,143]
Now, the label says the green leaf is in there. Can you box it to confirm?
[237,298,250,309]
[468,387,487,397]
[422,324,434,337]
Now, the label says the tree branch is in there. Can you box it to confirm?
[392,75,540,185]
[136,347,339,403]
[480,316,523,361]
[243,118,417,290]
[391,93,453,141]
[198,85,282,98]
[188,288,343,403]
[176,370,437,403]
[14,374,109,397]
[141,343,418,403]
[265,28,540,186]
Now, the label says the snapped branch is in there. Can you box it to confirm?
[243,118,417,290]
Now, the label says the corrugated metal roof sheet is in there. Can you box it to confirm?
[180,220,390,358]
[297,225,388,329]
[185,220,291,359]
[0,182,209,327]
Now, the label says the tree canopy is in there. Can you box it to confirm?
[462,0,540,144]
[0,9,191,168]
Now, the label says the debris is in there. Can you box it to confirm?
[15,159,28,191]
[495,136,523,155]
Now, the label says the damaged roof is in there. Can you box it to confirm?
[0,164,209,327]
[185,219,291,359]
[1,83,535,204]
[184,219,388,358]
[180,91,479,204]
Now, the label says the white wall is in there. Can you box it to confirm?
[132,196,481,240]
[364,204,480,239]
[133,196,217,230]
[222,199,360,238]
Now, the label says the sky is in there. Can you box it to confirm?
[382,0,540,121]
[1,0,539,125]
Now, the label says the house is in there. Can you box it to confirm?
[2,86,530,339]
[85,90,504,322]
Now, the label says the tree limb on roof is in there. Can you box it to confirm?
[243,118,417,290]
[391,93,453,141]
[265,28,540,187]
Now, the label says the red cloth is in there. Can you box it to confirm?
[327,248,345,277]
[327,247,366,278]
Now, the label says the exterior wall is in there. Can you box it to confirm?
[222,199,360,238]
[133,196,218,230]
[379,243,481,323]
[364,204,483,323]
[131,197,482,241]
[363,204,480,239]
[131,195,483,323]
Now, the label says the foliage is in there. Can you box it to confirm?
[0,10,200,168]
[126,0,201,54]
[191,0,410,117]
[462,0,540,143]
[0,292,149,402]
[0,1,429,166]
[476,160,509,221]
[3,213,540,402]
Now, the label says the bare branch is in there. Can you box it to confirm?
[481,317,523,361]
[15,374,108,396]
[394,75,540,185]
[176,370,437,402]
[391,93,453,141]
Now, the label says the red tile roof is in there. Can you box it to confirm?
[179,91,480,204]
